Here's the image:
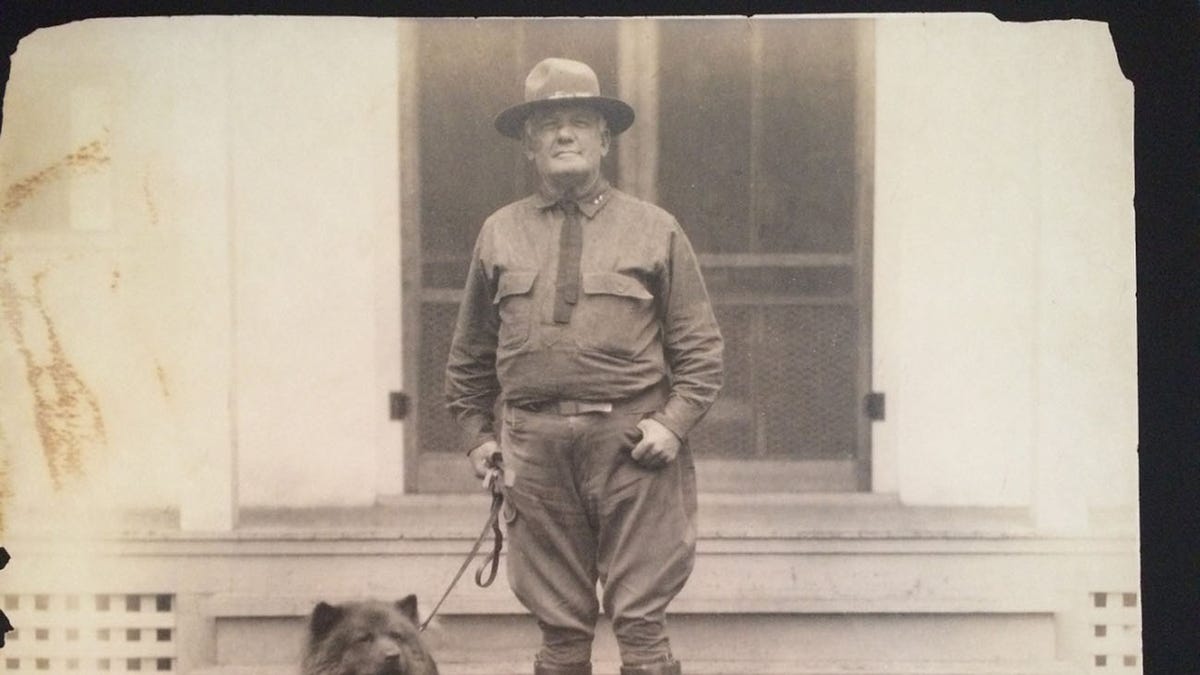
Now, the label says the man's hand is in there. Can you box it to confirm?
[468,440,500,480]
[629,418,681,469]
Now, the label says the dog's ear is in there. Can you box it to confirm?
[310,602,344,641]
[396,595,419,624]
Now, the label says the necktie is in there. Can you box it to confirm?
[553,200,582,323]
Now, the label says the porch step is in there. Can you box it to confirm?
[210,611,1067,671]
[192,659,1084,675]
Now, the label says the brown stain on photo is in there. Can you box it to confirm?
[110,268,121,291]
[1,139,111,217]
[0,258,108,489]
[155,360,171,399]
[143,171,160,227]
[0,434,10,536]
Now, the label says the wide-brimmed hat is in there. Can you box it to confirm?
[495,57,635,139]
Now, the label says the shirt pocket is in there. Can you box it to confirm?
[493,270,538,351]
[577,272,656,358]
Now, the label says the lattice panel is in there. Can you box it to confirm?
[687,305,754,457]
[760,305,858,458]
[2,593,176,672]
[1086,591,1142,674]
[691,304,859,459]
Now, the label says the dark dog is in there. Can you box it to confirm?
[302,596,438,675]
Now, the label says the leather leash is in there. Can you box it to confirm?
[419,462,507,632]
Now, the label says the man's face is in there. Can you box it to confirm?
[524,105,610,187]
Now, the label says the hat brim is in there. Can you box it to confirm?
[495,96,635,139]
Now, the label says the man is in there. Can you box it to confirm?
[445,57,723,675]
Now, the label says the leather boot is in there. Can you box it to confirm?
[534,661,593,675]
[619,658,682,675]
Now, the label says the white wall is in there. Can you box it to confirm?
[225,18,403,508]
[0,17,403,528]
[872,16,1136,520]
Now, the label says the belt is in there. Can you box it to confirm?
[510,383,670,416]
[516,399,615,415]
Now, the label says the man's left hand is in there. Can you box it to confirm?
[629,418,682,469]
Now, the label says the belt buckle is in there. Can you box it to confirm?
[558,400,613,415]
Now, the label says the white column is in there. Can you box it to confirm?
[617,19,659,203]
[1030,21,1135,532]
[373,20,407,497]
[176,18,238,531]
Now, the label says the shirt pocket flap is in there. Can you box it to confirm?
[582,272,653,300]
[493,270,537,304]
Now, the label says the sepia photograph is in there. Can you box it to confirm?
[0,13,1141,675]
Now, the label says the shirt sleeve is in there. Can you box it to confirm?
[649,221,725,440]
[444,229,502,454]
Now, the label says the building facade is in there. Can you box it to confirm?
[0,15,1138,675]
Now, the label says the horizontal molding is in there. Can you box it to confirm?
[2,531,1138,559]
[200,593,1065,619]
[2,497,1138,550]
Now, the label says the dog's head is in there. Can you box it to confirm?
[302,596,437,675]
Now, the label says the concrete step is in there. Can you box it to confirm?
[212,612,1066,671]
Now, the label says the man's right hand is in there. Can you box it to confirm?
[467,440,500,480]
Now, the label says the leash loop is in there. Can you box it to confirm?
[419,462,507,632]
[474,489,504,587]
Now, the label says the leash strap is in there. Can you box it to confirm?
[419,477,505,632]
[473,491,504,587]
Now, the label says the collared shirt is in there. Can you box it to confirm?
[444,179,724,453]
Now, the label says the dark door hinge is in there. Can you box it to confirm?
[389,391,409,421]
[865,392,885,421]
